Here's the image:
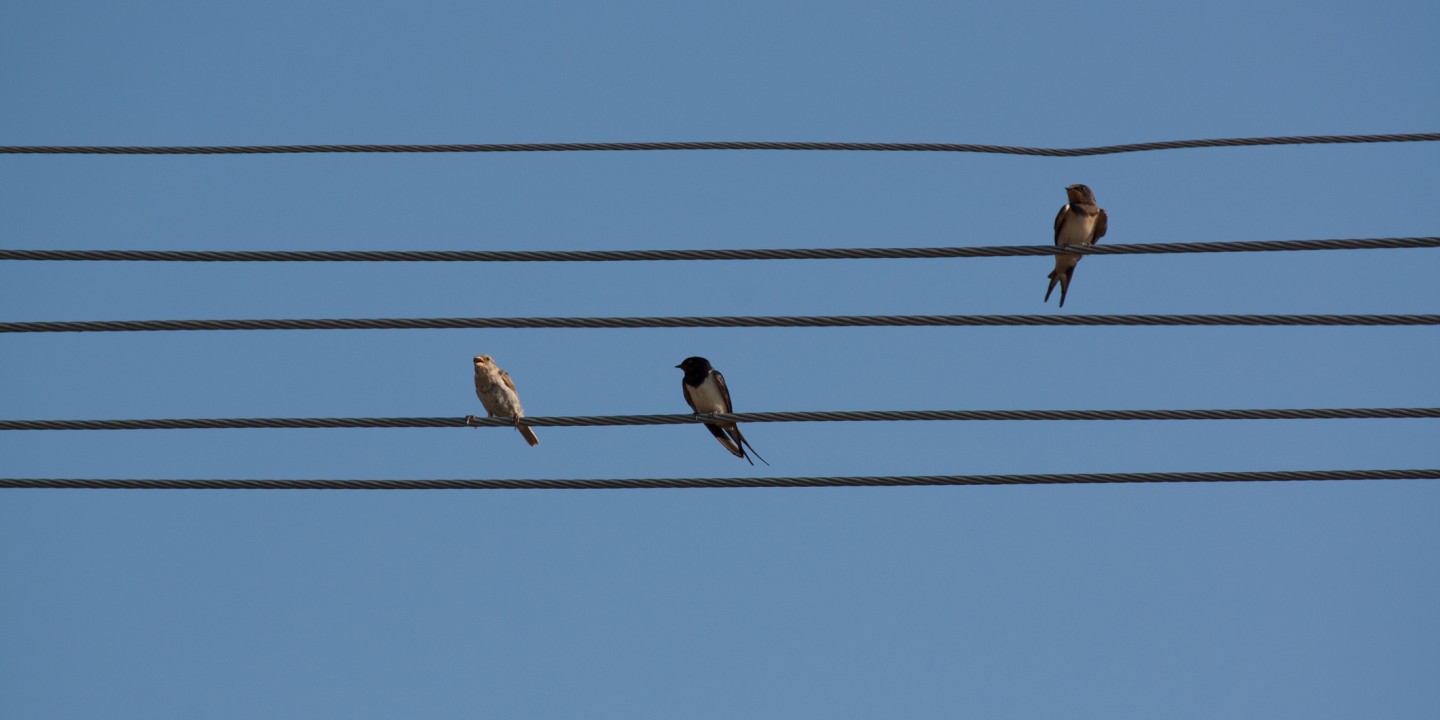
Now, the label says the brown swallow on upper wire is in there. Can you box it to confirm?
[676,356,768,466]
[1046,183,1108,308]
[467,354,540,446]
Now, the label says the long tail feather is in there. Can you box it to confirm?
[1044,270,1059,303]
[706,423,747,461]
[728,426,769,466]
[517,424,540,447]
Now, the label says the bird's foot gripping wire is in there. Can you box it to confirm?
[464,415,479,428]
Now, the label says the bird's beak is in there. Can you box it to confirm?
[674,364,682,369]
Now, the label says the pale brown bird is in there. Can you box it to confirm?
[468,354,539,446]
[676,356,768,465]
[1046,183,1109,308]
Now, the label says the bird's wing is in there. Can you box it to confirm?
[499,368,519,394]
[707,423,746,459]
[1092,208,1108,244]
[1053,204,1069,245]
[681,378,699,413]
[712,370,735,413]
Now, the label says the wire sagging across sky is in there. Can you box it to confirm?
[2,237,1435,263]
[2,314,1436,334]
[1,132,1437,156]
[3,407,1436,431]
[2,469,1436,491]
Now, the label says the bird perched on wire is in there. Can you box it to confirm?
[1045,183,1108,308]
[676,356,768,465]
[468,354,539,446]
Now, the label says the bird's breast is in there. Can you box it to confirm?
[1057,210,1098,246]
[477,383,521,415]
[686,378,729,414]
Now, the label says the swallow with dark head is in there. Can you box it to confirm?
[676,356,768,465]
[1046,183,1109,308]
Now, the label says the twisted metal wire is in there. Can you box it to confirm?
[2,133,1437,157]
[3,237,1435,263]
[3,314,1436,334]
[4,407,1436,431]
[2,469,1436,491]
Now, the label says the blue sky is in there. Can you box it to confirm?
[2,1,1437,718]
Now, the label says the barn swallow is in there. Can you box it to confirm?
[676,356,768,465]
[468,354,540,446]
[1046,183,1108,308]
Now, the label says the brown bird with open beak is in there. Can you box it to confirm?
[468,354,540,446]
[1046,183,1108,308]
[677,356,768,465]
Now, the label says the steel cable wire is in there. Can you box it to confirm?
[2,314,1436,334]
[3,407,1437,431]
[3,237,1436,263]
[2,469,1436,491]
[3,133,1437,156]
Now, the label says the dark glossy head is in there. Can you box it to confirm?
[1065,183,1096,203]
[676,356,712,373]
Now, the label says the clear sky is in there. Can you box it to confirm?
[2,1,1438,718]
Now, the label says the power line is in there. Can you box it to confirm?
[3,314,1435,334]
[3,237,1435,263]
[4,407,1437,432]
[1,133,1437,157]
[2,469,1435,491]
